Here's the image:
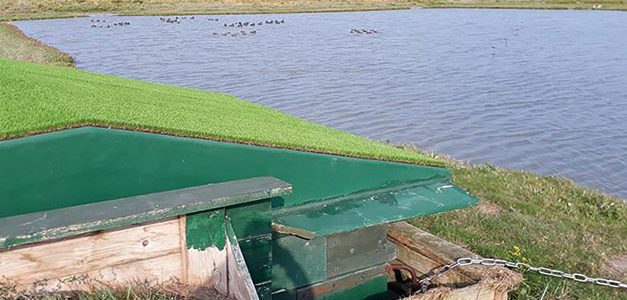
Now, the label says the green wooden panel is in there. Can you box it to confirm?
[239,235,273,284]
[321,275,388,300]
[225,219,260,300]
[274,264,388,300]
[272,234,327,290]
[227,199,272,240]
[327,226,397,278]
[186,209,225,250]
[273,180,476,237]
[0,127,456,218]
[255,281,272,300]
[0,177,289,249]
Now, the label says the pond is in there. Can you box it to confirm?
[15,9,627,199]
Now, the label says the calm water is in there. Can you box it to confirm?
[15,9,627,199]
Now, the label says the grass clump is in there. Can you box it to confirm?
[400,146,626,299]
[0,23,73,67]
[0,59,442,166]
[0,279,230,300]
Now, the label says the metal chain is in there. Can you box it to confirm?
[415,257,627,294]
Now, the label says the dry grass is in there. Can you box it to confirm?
[0,23,73,67]
[0,278,231,300]
[1,0,625,22]
[0,0,412,21]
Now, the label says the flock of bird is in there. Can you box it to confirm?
[212,31,257,37]
[159,16,197,24]
[210,19,285,37]
[89,19,130,28]
[223,19,284,27]
[88,16,379,38]
[350,29,378,34]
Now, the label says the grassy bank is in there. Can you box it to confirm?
[0,23,73,67]
[1,0,626,22]
[406,147,626,299]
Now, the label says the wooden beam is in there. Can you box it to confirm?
[0,177,292,249]
[0,218,181,288]
[226,221,259,300]
[387,222,522,299]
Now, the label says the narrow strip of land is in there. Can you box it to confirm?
[1,0,626,22]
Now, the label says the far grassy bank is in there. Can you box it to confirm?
[1,0,626,22]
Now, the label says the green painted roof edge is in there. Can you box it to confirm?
[0,58,445,166]
[0,177,291,249]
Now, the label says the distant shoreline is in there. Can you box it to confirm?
[2,0,626,22]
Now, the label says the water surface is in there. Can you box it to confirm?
[15,9,627,199]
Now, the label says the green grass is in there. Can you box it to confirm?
[0,59,442,166]
[402,147,627,299]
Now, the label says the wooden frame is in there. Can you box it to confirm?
[0,177,292,300]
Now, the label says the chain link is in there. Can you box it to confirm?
[415,257,627,294]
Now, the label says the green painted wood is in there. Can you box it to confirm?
[272,233,327,291]
[0,177,290,249]
[239,235,273,284]
[187,209,225,251]
[227,199,272,240]
[0,127,456,218]
[226,198,273,285]
[272,180,477,237]
[320,275,388,300]
[273,264,388,300]
[326,226,397,278]
[226,219,260,300]
[255,281,272,300]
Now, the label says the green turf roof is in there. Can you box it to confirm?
[0,59,443,166]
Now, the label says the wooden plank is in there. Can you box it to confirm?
[326,225,397,278]
[389,222,494,281]
[33,253,183,292]
[395,242,472,284]
[387,222,522,299]
[184,212,228,294]
[178,215,189,283]
[0,218,181,286]
[187,247,227,293]
[226,221,259,300]
[0,177,292,249]
[407,283,498,300]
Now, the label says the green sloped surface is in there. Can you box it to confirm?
[0,59,443,165]
[272,180,478,237]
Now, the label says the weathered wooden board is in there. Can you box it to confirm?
[226,221,259,300]
[406,283,506,300]
[37,253,183,292]
[0,176,292,248]
[388,222,522,300]
[0,218,181,287]
[271,233,327,291]
[184,211,228,293]
[326,225,397,278]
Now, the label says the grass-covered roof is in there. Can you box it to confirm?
[0,59,443,166]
